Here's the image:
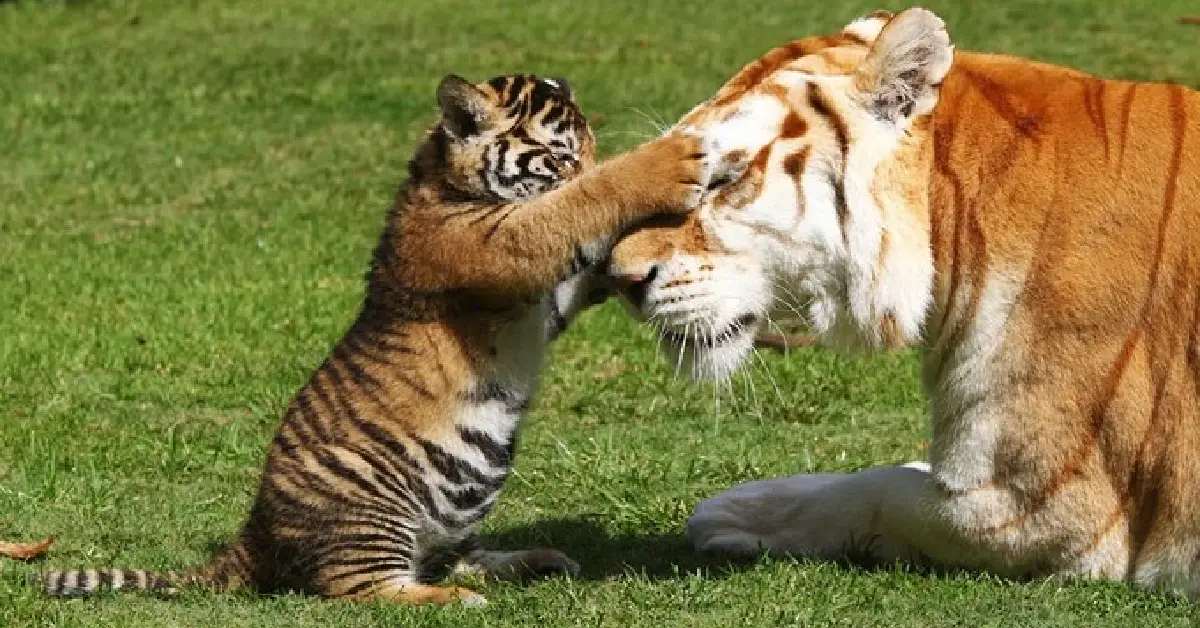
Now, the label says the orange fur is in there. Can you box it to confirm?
[610,8,1200,594]
[37,73,719,605]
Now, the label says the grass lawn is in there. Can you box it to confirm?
[3,0,1200,625]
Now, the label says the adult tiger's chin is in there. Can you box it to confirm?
[658,313,760,382]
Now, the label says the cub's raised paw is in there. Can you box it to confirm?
[651,131,751,211]
[629,132,708,213]
[698,134,752,196]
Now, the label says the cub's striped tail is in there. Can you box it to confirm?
[42,568,182,597]
[39,542,252,598]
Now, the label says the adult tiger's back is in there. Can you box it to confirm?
[607,8,1200,595]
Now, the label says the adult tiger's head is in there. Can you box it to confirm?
[610,9,952,379]
[425,73,595,201]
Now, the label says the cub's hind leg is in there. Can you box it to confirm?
[312,526,487,606]
[350,582,487,607]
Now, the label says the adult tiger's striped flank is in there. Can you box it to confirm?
[608,8,1200,596]
[37,73,730,605]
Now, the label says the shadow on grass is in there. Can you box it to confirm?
[478,515,998,585]
[479,515,758,582]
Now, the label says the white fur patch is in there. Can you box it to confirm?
[925,271,1023,492]
[705,96,787,156]
[842,14,890,44]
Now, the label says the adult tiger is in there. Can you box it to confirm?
[608,8,1200,595]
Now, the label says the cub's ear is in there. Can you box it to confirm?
[547,76,574,101]
[437,74,495,139]
[853,7,954,122]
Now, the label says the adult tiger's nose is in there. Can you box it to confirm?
[609,264,659,310]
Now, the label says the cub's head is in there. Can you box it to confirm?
[610,9,954,380]
[428,73,595,201]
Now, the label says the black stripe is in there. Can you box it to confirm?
[441,484,493,510]
[352,418,421,469]
[527,82,551,117]
[303,388,336,443]
[468,205,501,226]
[459,427,515,468]
[305,374,340,441]
[344,443,412,503]
[325,561,413,583]
[318,358,358,421]
[326,532,406,547]
[807,83,850,238]
[340,577,383,597]
[322,551,413,570]
[572,247,590,273]
[331,514,417,546]
[318,450,386,496]
[414,436,497,486]
[807,82,849,158]
[283,465,386,511]
[487,75,511,97]
[439,204,493,224]
[541,103,565,126]
[464,379,529,412]
[479,144,498,193]
[482,206,518,242]
[348,420,448,519]
[333,345,391,412]
[342,336,406,369]
[505,75,529,107]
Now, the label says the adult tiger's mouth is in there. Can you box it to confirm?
[662,313,759,348]
[657,313,759,382]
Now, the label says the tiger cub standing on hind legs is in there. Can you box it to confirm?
[37,73,738,605]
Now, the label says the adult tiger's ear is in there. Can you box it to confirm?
[437,74,495,139]
[853,7,954,123]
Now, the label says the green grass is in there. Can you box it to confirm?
[2,0,1199,626]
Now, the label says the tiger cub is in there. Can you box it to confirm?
[39,73,730,605]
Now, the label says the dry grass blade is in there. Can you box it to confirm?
[0,535,55,561]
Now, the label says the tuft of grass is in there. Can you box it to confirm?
[2,0,1199,626]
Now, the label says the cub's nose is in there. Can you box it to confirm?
[609,265,658,310]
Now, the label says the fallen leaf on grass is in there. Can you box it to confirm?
[0,536,55,561]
